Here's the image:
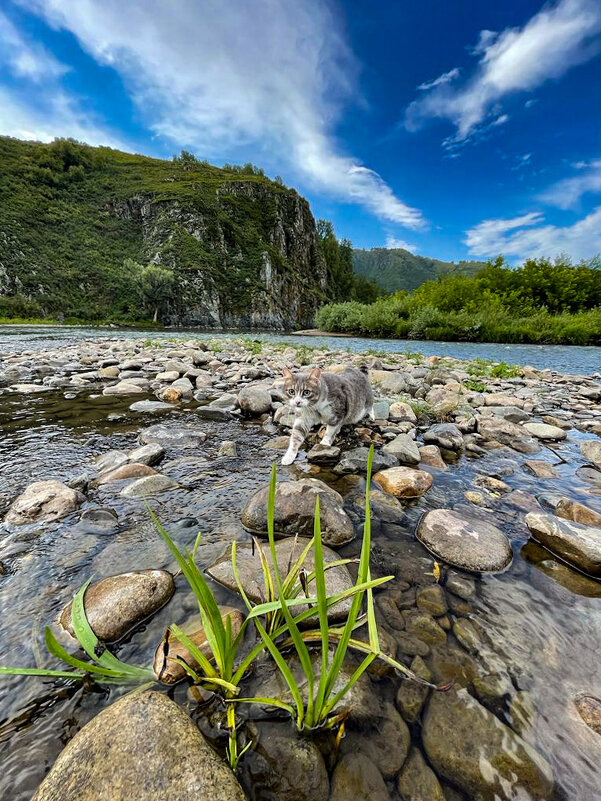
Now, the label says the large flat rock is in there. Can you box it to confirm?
[525,512,601,577]
[417,509,512,573]
[32,691,246,801]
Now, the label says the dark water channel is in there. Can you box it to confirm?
[0,385,600,800]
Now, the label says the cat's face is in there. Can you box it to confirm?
[282,367,322,408]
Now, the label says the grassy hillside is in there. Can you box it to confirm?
[0,137,326,326]
[352,247,486,294]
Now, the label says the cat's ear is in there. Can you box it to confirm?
[283,366,293,380]
[308,368,322,381]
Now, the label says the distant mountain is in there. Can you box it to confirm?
[352,247,487,294]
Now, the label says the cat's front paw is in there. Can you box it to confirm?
[281,451,296,466]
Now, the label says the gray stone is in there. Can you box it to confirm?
[397,748,445,801]
[237,385,272,415]
[525,512,601,577]
[580,439,601,470]
[31,692,246,801]
[330,754,390,801]
[127,443,165,466]
[95,463,157,485]
[418,444,447,469]
[217,440,238,457]
[103,381,147,396]
[484,406,530,423]
[422,689,553,800]
[120,474,179,497]
[477,417,540,454]
[523,460,558,478]
[423,423,464,451]
[206,538,354,622]
[306,444,341,463]
[576,465,601,485]
[340,702,410,779]
[334,446,398,474]
[417,509,512,573]
[195,406,232,421]
[372,399,390,420]
[129,400,172,412]
[4,480,83,525]
[389,401,417,423]
[383,434,420,464]
[208,392,237,410]
[241,477,354,546]
[138,424,206,449]
[523,422,566,441]
[94,450,129,472]
[60,569,174,642]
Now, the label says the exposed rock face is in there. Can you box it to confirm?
[110,183,327,330]
[4,480,83,525]
[525,512,601,577]
[206,537,353,622]
[417,509,512,573]
[60,570,175,642]
[241,478,354,546]
[31,691,246,801]
[422,689,553,800]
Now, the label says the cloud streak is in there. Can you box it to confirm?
[17,0,424,228]
[539,158,601,208]
[465,208,601,261]
[405,0,601,144]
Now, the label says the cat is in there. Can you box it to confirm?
[281,365,374,465]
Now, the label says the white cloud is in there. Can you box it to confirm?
[18,0,424,228]
[539,158,601,208]
[465,208,601,260]
[0,9,66,81]
[0,84,127,147]
[405,0,601,144]
[417,68,460,92]
[385,235,416,251]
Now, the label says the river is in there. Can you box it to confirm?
[0,324,599,374]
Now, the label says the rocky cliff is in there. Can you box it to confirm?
[0,136,327,328]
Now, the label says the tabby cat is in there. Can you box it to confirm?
[281,366,374,465]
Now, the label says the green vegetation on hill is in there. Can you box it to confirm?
[317,257,601,345]
[317,221,380,304]
[0,137,333,326]
[352,247,486,294]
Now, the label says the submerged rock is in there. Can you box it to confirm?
[241,478,354,546]
[207,537,353,621]
[525,512,601,577]
[138,424,206,449]
[417,509,512,573]
[555,497,601,526]
[153,607,244,684]
[373,466,433,498]
[522,460,558,478]
[330,753,390,801]
[574,695,601,736]
[60,569,175,642]
[120,474,179,497]
[397,748,445,801]
[4,480,83,525]
[31,691,246,801]
[422,689,553,800]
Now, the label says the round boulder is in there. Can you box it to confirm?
[417,509,512,573]
[237,386,272,415]
[60,569,175,642]
[523,422,567,441]
[241,478,354,546]
[423,423,464,451]
[373,466,433,498]
[31,691,246,801]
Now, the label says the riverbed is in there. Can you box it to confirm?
[0,324,599,374]
[0,335,600,801]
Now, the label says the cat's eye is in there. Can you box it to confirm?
[302,389,311,396]
[288,388,295,396]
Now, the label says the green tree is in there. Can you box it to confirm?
[135,263,176,322]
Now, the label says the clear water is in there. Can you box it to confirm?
[0,324,599,374]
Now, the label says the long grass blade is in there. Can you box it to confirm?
[312,495,330,722]
[0,666,85,679]
[44,627,122,678]
[169,623,219,679]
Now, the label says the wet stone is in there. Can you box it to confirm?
[523,422,567,441]
[217,440,238,457]
[94,450,129,472]
[194,406,232,421]
[4,480,83,525]
[127,442,165,466]
[522,460,558,478]
[31,692,246,801]
[397,747,445,801]
[445,572,476,600]
[418,444,447,469]
[138,424,206,449]
[120,474,179,497]
[129,400,172,412]
[453,618,481,653]
[417,509,513,573]
[525,512,601,577]
[60,569,175,642]
[580,439,601,470]
[95,462,157,485]
[416,585,447,616]
[241,477,354,546]
[373,466,433,498]
[383,434,420,464]
[556,497,601,526]
[574,695,601,736]
[334,446,398,474]
[423,423,464,451]
[340,702,410,779]
[330,753,390,801]
[395,655,432,723]
[576,465,601,485]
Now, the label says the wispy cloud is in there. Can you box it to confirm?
[405,0,601,145]
[539,158,601,208]
[417,68,460,92]
[0,9,66,81]
[17,0,424,228]
[465,208,601,260]
[385,235,416,251]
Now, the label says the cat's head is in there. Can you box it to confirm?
[282,367,322,408]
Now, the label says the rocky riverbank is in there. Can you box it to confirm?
[1,336,600,801]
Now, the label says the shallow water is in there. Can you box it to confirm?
[1,324,600,374]
[1,381,601,799]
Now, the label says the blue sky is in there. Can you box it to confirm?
[2,0,601,263]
